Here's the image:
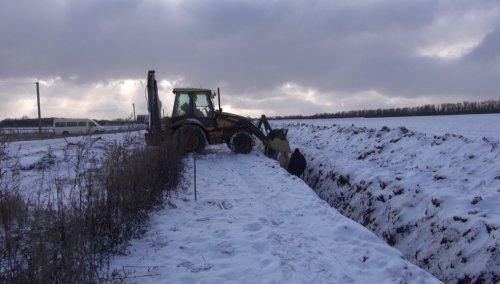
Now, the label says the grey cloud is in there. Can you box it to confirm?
[465,28,500,64]
[1,0,499,119]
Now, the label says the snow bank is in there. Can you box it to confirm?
[282,121,500,283]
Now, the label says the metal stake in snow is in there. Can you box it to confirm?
[194,154,197,201]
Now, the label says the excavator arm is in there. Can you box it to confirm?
[218,112,290,152]
[145,70,163,146]
[257,115,272,134]
[218,112,291,165]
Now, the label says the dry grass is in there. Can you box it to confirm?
[0,131,183,283]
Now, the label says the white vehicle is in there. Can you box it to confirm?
[53,118,105,135]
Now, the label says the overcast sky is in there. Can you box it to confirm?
[1,0,499,120]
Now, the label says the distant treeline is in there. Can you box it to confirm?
[0,117,138,128]
[273,99,500,120]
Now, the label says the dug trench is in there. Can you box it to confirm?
[280,122,500,284]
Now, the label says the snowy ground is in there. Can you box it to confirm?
[274,113,500,283]
[110,145,439,283]
[4,114,499,283]
[4,131,439,283]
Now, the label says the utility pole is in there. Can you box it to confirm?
[132,103,136,121]
[36,82,42,134]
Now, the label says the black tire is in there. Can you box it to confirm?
[62,131,69,136]
[174,125,206,153]
[230,131,254,154]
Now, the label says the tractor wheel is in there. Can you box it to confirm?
[174,125,207,153]
[230,131,254,154]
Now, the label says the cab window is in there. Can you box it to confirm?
[193,93,211,117]
[173,93,191,117]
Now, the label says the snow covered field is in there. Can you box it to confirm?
[291,114,500,140]
[3,114,499,283]
[2,131,144,205]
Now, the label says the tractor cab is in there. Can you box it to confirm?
[171,88,217,129]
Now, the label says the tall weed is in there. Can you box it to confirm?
[0,133,183,283]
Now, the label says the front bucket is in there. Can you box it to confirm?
[264,128,291,169]
[268,137,291,153]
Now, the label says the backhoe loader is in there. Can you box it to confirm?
[144,70,291,166]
